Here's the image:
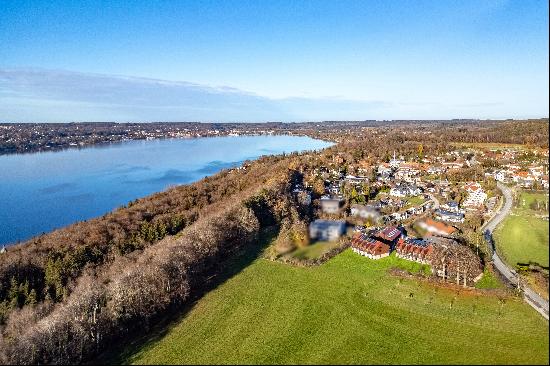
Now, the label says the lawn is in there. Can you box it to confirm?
[494,191,549,268]
[119,251,548,365]
[287,240,341,260]
[474,268,504,290]
[517,191,548,210]
[405,195,426,208]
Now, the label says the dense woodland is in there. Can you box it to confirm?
[0,119,548,364]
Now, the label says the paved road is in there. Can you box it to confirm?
[483,182,549,320]
[426,193,440,210]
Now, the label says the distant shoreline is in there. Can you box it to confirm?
[0,121,345,155]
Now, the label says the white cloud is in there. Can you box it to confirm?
[0,68,392,122]
[0,68,546,122]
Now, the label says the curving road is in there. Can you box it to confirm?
[483,182,549,320]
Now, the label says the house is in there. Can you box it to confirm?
[309,220,346,241]
[406,205,425,215]
[442,162,464,170]
[350,204,381,221]
[389,184,421,197]
[395,238,433,264]
[345,175,369,184]
[462,182,487,210]
[418,218,457,237]
[493,170,507,182]
[327,182,342,195]
[377,163,392,176]
[512,171,536,188]
[397,162,421,175]
[542,175,549,189]
[391,211,411,221]
[427,166,443,175]
[320,195,344,214]
[351,234,391,259]
[440,201,464,214]
[529,165,544,178]
[373,226,403,248]
[434,209,465,223]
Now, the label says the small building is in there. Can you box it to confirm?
[351,234,391,259]
[309,220,346,241]
[320,195,344,214]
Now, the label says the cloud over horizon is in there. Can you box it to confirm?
[0,68,393,122]
[0,68,546,122]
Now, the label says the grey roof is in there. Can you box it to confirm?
[310,219,346,228]
[435,209,464,218]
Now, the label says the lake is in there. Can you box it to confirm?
[0,135,332,246]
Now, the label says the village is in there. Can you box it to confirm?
[289,145,549,287]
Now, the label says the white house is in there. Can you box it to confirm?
[390,184,422,198]
[435,209,465,223]
[350,204,381,221]
[493,170,507,182]
[440,201,464,214]
[377,163,392,175]
[462,182,487,209]
[309,220,346,241]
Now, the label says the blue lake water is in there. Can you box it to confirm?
[0,135,332,246]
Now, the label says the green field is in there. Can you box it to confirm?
[119,250,548,365]
[288,240,341,260]
[494,191,549,268]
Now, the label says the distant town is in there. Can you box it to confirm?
[292,145,548,288]
[0,119,529,155]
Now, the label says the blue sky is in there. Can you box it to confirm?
[0,0,548,122]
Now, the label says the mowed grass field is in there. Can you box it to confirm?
[494,191,549,268]
[120,250,549,365]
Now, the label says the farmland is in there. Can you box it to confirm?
[118,250,548,365]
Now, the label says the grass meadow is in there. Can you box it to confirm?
[494,191,549,268]
[118,250,548,365]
